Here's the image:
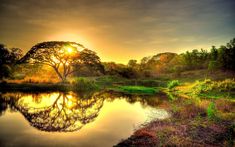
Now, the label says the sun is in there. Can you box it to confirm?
[66,47,74,54]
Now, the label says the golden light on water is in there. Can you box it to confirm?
[0,92,171,146]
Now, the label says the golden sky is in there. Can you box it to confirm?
[0,0,234,63]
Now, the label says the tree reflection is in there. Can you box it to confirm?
[0,93,20,116]
[0,92,104,132]
[0,90,168,132]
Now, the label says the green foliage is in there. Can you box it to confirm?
[191,79,235,96]
[114,86,159,95]
[208,60,218,71]
[166,92,177,101]
[167,80,180,89]
[207,102,217,120]
[73,77,99,91]
[182,49,209,70]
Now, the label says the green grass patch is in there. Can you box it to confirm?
[199,91,235,99]
[167,80,180,89]
[207,102,217,120]
[112,86,160,95]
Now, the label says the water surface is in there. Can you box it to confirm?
[0,92,170,147]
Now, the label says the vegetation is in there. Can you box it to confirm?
[73,77,99,91]
[19,41,104,82]
[207,102,217,120]
[0,44,22,80]
[167,80,180,89]
[0,38,235,146]
[111,86,159,95]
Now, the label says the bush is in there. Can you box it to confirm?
[191,79,235,96]
[167,80,180,89]
[73,77,98,91]
[207,102,217,120]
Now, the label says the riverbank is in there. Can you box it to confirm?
[115,79,235,146]
[0,82,71,92]
[116,101,235,146]
[115,117,234,146]
[1,77,235,146]
[0,76,168,94]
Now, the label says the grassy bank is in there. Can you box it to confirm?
[0,76,168,94]
[116,78,235,146]
[109,86,161,95]
[0,83,71,92]
[116,98,235,147]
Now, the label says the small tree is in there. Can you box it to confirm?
[19,41,102,82]
[0,44,23,80]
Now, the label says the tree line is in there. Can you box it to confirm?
[103,38,235,78]
[0,38,234,81]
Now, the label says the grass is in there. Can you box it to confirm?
[170,79,235,100]
[207,102,217,120]
[111,86,160,95]
[116,94,235,147]
[72,77,99,91]
[167,80,180,89]
[0,82,70,92]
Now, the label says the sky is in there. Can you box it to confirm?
[0,0,234,63]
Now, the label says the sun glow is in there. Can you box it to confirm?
[66,47,74,54]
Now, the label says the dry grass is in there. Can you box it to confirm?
[116,118,234,147]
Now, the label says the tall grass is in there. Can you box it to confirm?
[167,80,180,89]
[115,86,159,95]
[73,77,99,91]
[207,102,217,120]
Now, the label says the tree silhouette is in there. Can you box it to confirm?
[19,41,84,82]
[19,41,103,82]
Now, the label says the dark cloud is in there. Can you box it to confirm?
[0,0,234,63]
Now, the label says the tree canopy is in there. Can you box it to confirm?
[19,41,103,82]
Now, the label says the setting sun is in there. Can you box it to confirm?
[66,47,74,54]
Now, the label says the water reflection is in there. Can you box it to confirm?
[0,91,170,132]
[0,91,170,147]
[0,92,105,132]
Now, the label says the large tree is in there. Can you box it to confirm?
[19,41,103,82]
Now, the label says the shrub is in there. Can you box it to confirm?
[190,79,235,97]
[207,102,217,120]
[167,80,180,89]
[73,77,98,91]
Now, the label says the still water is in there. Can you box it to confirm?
[0,91,170,147]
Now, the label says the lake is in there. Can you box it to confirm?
[0,91,170,147]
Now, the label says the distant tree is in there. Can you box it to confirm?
[117,67,138,79]
[128,59,138,68]
[0,44,23,80]
[216,38,235,71]
[19,41,103,82]
[76,49,104,74]
[210,46,218,61]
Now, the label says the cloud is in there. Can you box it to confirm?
[0,0,234,63]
